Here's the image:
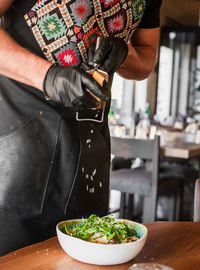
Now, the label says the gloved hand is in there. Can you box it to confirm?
[88,38,128,75]
[43,64,108,110]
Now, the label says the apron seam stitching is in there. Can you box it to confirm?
[0,118,34,138]
[40,116,62,213]
[63,122,82,215]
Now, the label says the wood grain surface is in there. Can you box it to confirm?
[161,141,200,159]
[0,222,200,270]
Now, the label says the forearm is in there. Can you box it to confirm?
[0,27,51,91]
[117,42,157,81]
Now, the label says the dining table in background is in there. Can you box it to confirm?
[157,128,200,159]
[112,128,200,160]
[0,222,200,270]
[161,140,200,159]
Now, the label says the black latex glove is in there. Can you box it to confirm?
[88,38,128,75]
[43,64,108,110]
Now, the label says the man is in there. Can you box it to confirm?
[0,0,161,256]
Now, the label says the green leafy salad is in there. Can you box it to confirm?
[62,214,139,244]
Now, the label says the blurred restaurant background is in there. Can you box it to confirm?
[109,0,200,223]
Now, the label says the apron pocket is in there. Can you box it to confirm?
[0,111,60,213]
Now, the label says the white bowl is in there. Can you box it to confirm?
[56,218,147,265]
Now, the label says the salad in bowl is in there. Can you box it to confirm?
[61,214,139,244]
[56,214,147,265]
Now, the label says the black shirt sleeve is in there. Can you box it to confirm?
[138,0,162,29]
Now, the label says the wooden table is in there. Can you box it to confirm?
[111,133,200,160]
[161,141,200,159]
[159,129,200,159]
[1,222,200,270]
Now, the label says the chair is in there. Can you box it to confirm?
[110,136,182,223]
[160,160,198,220]
[194,179,200,221]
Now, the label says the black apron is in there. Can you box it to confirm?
[0,0,110,256]
[0,0,148,255]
